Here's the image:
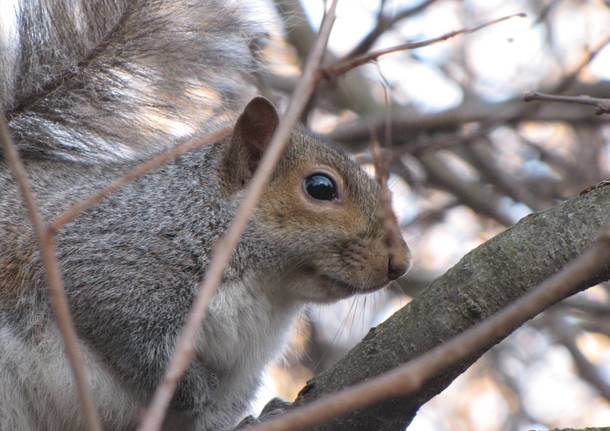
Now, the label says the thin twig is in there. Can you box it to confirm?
[245,226,610,431]
[49,127,231,232]
[0,115,102,431]
[524,91,610,115]
[346,0,441,58]
[136,2,339,430]
[320,13,526,79]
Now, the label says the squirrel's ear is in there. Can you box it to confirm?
[224,96,279,190]
[235,96,279,155]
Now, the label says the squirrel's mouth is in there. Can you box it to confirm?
[321,275,355,291]
[320,274,387,294]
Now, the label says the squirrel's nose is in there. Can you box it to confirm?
[387,237,411,280]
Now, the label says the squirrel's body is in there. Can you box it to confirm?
[0,1,411,430]
[0,143,300,430]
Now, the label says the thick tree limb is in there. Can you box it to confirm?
[282,184,610,430]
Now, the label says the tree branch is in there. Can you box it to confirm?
[249,184,610,431]
[273,0,382,114]
[346,0,442,58]
[320,13,525,79]
[530,427,610,431]
[524,91,610,115]
[329,82,610,146]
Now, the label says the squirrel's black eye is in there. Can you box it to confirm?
[304,173,338,201]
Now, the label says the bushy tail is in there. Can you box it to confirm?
[1,0,265,163]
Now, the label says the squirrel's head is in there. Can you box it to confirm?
[221,97,411,303]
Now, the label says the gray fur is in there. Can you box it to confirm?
[0,1,409,430]
[2,0,262,163]
[0,131,389,430]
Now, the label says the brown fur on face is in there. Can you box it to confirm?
[214,96,409,302]
[255,129,410,303]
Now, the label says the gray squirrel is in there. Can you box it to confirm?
[0,1,411,430]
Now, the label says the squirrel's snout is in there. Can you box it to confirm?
[387,237,411,280]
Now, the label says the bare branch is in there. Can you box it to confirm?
[273,0,382,114]
[400,199,458,229]
[0,115,102,431]
[136,2,339,430]
[245,187,610,431]
[524,92,610,115]
[346,0,442,58]
[320,13,525,79]
[248,231,610,431]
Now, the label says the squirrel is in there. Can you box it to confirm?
[0,1,411,430]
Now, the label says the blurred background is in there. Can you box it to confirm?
[252,1,610,430]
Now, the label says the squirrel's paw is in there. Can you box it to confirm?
[234,398,292,429]
[234,415,258,429]
[259,397,292,420]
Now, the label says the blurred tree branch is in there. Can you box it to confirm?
[545,312,610,403]
[418,151,516,225]
[273,0,382,113]
[328,82,610,146]
[321,13,525,79]
[346,0,442,58]
[525,91,610,115]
